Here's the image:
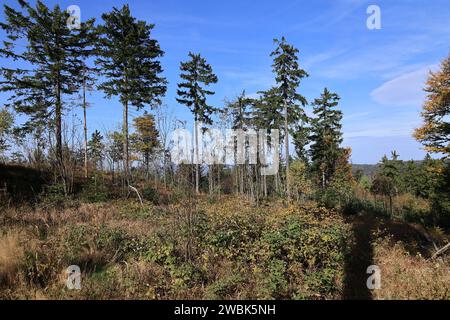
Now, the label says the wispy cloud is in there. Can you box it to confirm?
[288,0,369,33]
[303,48,348,69]
[312,34,442,79]
[370,64,438,107]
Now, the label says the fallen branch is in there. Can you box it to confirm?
[432,243,450,259]
[128,185,144,209]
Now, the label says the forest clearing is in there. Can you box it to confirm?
[0,0,449,302]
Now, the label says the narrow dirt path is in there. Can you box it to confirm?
[343,214,376,300]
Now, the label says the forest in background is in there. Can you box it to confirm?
[0,1,449,300]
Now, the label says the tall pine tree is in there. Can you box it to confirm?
[0,0,96,165]
[309,88,343,188]
[176,52,218,194]
[96,5,166,181]
[270,36,308,202]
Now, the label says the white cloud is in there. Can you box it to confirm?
[303,48,348,69]
[370,64,438,107]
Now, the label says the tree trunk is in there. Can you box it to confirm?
[123,100,129,183]
[240,164,244,194]
[284,102,290,204]
[208,164,213,195]
[263,173,267,197]
[112,161,115,184]
[163,150,167,189]
[83,72,88,179]
[389,195,393,216]
[55,81,63,164]
[234,166,238,195]
[194,119,200,194]
[146,156,150,182]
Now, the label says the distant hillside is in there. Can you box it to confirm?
[351,164,380,177]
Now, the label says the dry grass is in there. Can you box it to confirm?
[373,237,450,300]
[0,231,24,287]
[0,194,449,300]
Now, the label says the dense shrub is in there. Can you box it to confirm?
[142,186,159,204]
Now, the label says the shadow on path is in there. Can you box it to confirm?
[343,214,375,300]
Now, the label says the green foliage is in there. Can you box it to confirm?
[64,224,149,266]
[261,259,288,298]
[142,186,160,204]
[106,131,124,163]
[204,273,245,299]
[342,197,389,217]
[0,0,96,159]
[118,201,152,219]
[37,183,69,207]
[176,52,218,126]
[96,5,166,108]
[144,230,182,267]
[131,112,159,168]
[258,213,349,298]
[203,212,264,260]
[317,187,342,209]
[80,179,111,203]
[96,4,166,173]
[88,130,105,168]
[359,175,372,193]
[22,249,57,288]
[309,88,344,187]
[225,90,253,130]
[289,160,313,200]
[270,36,308,131]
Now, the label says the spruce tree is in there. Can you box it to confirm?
[253,88,284,130]
[0,0,96,165]
[227,90,253,130]
[309,88,343,188]
[270,37,308,202]
[96,5,167,181]
[88,130,105,170]
[377,151,402,214]
[176,52,218,194]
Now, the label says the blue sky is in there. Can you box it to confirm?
[1,0,449,163]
